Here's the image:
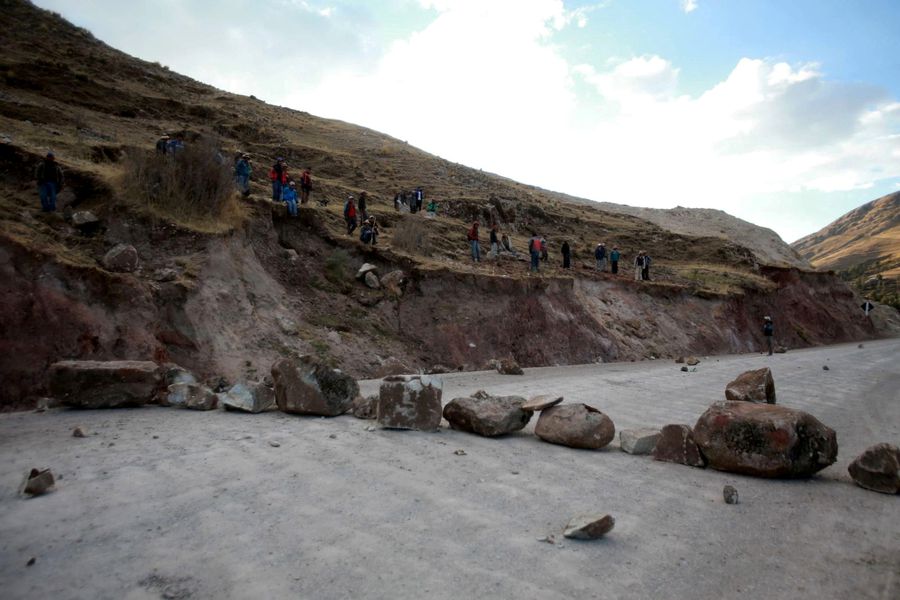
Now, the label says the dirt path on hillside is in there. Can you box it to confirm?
[1,341,898,599]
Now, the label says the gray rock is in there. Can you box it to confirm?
[271,356,358,417]
[49,360,161,408]
[522,395,563,412]
[723,485,739,504]
[351,394,378,419]
[23,469,55,496]
[680,366,689,372]
[496,357,524,375]
[443,391,531,437]
[563,514,615,540]
[165,383,218,410]
[277,316,299,336]
[686,356,700,366]
[725,367,776,404]
[356,263,377,279]
[71,210,99,228]
[364,271,380,289]
[377,375,443,431]
[72,426,87,438]
[102,243,139,272]
[534,403,616,449]
[848,443,900,494]
[619,428,661,455]
[380,270,405,296]
[222,381,276,413]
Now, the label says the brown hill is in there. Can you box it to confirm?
[792,192,900,279]
[1,0,895,409]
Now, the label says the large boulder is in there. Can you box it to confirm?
[693,401,837,478]
[271,356,358,417]
[652,424,706,467]
[848,443,900,494]
[222,381,276,413]
[442,390,531,437]
[48,360,160,408]
[534,404,615,449]
[380,270,405,297]
[725,368,776,404]
[165,383,218,410]
[102,243,140,272]
[377,375,443,431]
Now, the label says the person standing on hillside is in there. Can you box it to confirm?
[269,158,288,201]
[642,252,652,281]
[610,246,620,274]
[528,233,542,272]
[234,153,252,197]
[299,168,312,204]
[540,237,548,262]
[344,195,358,235]
[467,221,481,262]
[166,133,185,155]
[561,241,572,269]
[155,134,169,154]
[282,180,299,217]
[357,191,368,222]
[415,187,425,213]
[594,242,607,272]
[489,225,500,258]
[34,152,64,212]
[426,198,437,218]
[634,251,645,281]
[763,316,774,355]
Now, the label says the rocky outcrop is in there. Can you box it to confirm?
[377,375,443,431]
[48,360,160,408]
[652,424,706,467]
[222,381,276,413]
[848,443,900,494]
[693,401,838,478]
[534,403,615,449]
[442,390,530,437]
[725,368,776,404]
[271,356,358,417]
[102,243,139,272]
[165,383,218,410]
[619,428,661,455]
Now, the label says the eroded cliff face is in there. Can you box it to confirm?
[2,205,895,410]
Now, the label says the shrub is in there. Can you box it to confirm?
[324,249,351,286]
[391,217,433,256]
[120,137,242,229]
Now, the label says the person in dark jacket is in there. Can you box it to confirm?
[642,253,652,280]
[269,158,288,201]
[763,316,774,355]
[489,225,500,258]
[357,191,368,222]
[34,152,64,212]
[610,246,620,274]
[234,153,252,196]
[561,241,571,269]
[299,168,312,204]
[634,251,645,281]
[155,134,169,154]
[594,243,607,271]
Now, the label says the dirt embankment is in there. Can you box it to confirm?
[2,201,895,410]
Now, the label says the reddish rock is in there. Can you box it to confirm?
[534,404,615,449]
[693,401,837,478]
[652,424,706,467]
[725,367,776,404]
[271,356,358,417]
[377,375,443,431]
[563,514,615,540]
[443,391,531,437]
[48,360,161,408]
[848,443,900,494]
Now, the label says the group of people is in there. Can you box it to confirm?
[154,133,185,155]
[394,187,426,213]
[266,157,313,211]
[343,194,378,245]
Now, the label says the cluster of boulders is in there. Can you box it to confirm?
[355,263,405,296]
[43,359,899,497]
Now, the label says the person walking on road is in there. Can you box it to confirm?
[763,316,774,355]
[34,151,64,212]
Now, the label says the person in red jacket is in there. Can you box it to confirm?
[344,195,358,235]
[269,158,288,201]
[299,168,312,204]
[467,222,481,262]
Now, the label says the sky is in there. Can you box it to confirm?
[35,0,900,242]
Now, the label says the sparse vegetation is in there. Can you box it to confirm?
[120,138,245,232]
[391,217,434,256]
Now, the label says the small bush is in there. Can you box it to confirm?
[324,249,351,285]
[120,138,242,229]
[392,218,433,256]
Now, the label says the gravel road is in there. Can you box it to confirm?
[1,340,898,599]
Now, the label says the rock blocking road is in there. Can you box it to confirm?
[1,339,898,599]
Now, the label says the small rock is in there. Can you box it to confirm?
[364,271,380,289]
[153,435,159,439]
[329,433,337,439]
[774,346,788,354]
[454,449,467,456]
[351,394,378,419]
[858,343,864,349]
[848,443,900,494]
[380,270,405,297]
[365,425,376,432]
[27,557,36,567]
[563,514,615,540]
[23,468,55,496]
[153,268,178,282]
[675,356,685,364]
[72,426,86,438]
[522,395,563,412]
[723,485,739,504]
[277,316,299,336]
[680,366,689,372]
[269,441,281,448]
[356,263,378,279]
[496,357,524,375]
[102,243,140,272]
[537,535,556,544]
[425,364,451,375]
[686,356,700,366]
[822,365,829,371]
[619,428,661,455]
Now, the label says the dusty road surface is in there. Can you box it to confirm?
[1,340,898,600]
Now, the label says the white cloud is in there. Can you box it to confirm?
[681,0,698,14]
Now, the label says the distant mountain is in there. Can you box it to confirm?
[792,192,900,279]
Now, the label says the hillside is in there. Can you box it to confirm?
[792,192,900,278]
[1,0,895,409]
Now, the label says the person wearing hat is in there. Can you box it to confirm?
[234,153,252,196]
[763,316,774,355]
[34,151,64,212]
[610,246,620,274]
[343,194,358,235]
[155,134,170,154]
[594,242,607,272]
[282,180,299,216]
[269,157,288,201]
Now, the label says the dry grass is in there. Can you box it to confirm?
[390,216,435,256]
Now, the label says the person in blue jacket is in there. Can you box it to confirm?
[282,180,299,216]
[234,153,252,196]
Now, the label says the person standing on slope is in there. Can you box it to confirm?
[642,252,652,281]
[594,242,607,272]
[234,153,252,197]
[610,246,620,274]
[344,195,358,235]
[561,241,571,269]
[763,316,774,355]
[34,151,64,212]
[634,251,644,281]
[269,158,288,202]
[489,225,500,258]
[528,233,542,272]
[299,168,313,204]
[467,221,481,262]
